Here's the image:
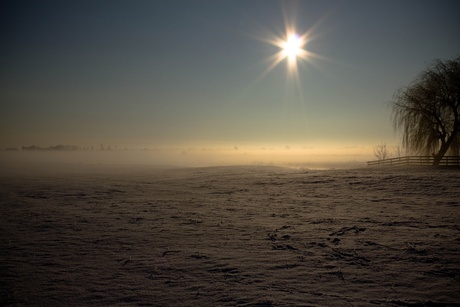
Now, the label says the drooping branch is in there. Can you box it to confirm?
[391,56,460,164]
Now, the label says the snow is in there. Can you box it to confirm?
[1,163,459,305]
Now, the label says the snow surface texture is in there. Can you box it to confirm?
[1,164,459,306]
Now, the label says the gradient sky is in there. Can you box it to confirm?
[1,0,460,154]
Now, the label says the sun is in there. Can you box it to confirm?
[253,22,325,84]
[281,33,304,60]
[257,29,313,80]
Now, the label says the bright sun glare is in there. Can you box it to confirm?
[254,17,326,87]
[257,28,317,81]
[281,34,304,60]
[251,24,325,113]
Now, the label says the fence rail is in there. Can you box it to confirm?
[367,156,460,167]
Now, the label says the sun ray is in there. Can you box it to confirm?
[259,26,314,80]
[252,51,286,84]
[234,4,336,113]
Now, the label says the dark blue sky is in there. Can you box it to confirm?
[1,0,459,154]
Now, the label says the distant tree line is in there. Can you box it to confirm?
[21,145,80,151]
[8,144,129,151]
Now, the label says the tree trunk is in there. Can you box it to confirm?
[433,131,458,165]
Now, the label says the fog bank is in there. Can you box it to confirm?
[0,147,372,171]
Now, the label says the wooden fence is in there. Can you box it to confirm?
[367,156,460,167]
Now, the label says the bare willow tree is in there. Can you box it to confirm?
[374,143,391,161]
[392,56,460,165]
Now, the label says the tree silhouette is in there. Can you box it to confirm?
[374,143,391,161]
[392,56,460,165]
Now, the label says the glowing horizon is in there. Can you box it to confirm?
[1,1,458,157]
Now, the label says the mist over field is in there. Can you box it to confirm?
[0,145,373,172]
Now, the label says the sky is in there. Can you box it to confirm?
[1,0,460,162]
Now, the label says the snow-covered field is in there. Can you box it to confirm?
[1,163,459,306]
